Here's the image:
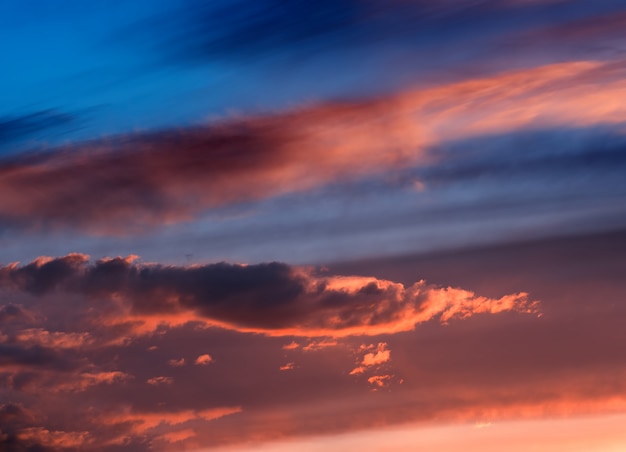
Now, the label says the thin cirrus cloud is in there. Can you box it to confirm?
[2,59,626,234]
[0,254,539,338]
[141,0,622,67]
[0,109,77,149]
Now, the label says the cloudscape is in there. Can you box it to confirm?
[1,1,626,450]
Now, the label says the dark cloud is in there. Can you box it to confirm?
[0,255,536,336]
[0,110,76,149]
[0,404,44,452]
[0,343,77,372]
[0,304,37,324]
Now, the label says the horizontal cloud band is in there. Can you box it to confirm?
[0,255,539,337]
[2,60,626,234]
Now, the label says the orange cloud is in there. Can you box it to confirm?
[350,342,391,375]
[195,354,213,365]
[15,328,92,349]
[157,428,196,444]
[282,341,300,350]
[18,427,90,449]
[101,406,242,436]
[361,343,391,367]
[367,374,393,388]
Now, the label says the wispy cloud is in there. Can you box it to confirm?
[0,109,77,148]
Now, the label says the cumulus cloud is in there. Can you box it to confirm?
[0,255,540,338]
[3,60,626,234]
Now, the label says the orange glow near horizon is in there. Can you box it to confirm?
[204,413,626,452]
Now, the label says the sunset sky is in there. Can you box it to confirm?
[1,1,626,451]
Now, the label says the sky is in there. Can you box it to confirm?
[1,1,626,450]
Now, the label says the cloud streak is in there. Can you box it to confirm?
[0,109,76,148]
[2,60,626,234]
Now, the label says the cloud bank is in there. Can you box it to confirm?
[0,255,539,338]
